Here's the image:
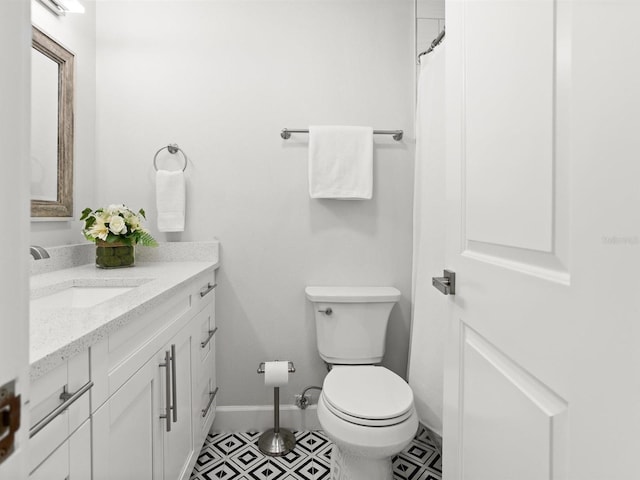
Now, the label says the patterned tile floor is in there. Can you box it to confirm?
[191,426,442,480]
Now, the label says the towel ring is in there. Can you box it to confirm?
[153,144,188,172]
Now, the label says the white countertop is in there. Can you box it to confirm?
[29,243,219,380]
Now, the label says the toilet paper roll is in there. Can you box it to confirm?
[264,361,289,387]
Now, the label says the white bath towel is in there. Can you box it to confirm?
[156,170,186,232]
[308,125,373,199]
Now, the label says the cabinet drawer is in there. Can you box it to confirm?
[29,417,91,479]
[30,433,68,480]
[197,304,216,363]
[192,271,216,313]
[29,350,91,472]
[197,374,218,441]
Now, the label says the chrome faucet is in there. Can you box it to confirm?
[29,245,50,260]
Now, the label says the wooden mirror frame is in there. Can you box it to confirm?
[31,26,74,218]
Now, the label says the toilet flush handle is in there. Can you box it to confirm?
[318,307,333,315]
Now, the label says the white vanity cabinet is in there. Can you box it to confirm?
[92,270,217,480]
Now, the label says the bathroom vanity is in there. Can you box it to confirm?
[28,242,219,480]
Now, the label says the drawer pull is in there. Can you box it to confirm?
[170,344,178,423]
[200,282,217,298]
[201,326,218,349]
[29,381,93,438]
[159,350,172,432]
[201,387,219,418]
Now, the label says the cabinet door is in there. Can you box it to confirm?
[93,355,163,480]
[163,322,196,480]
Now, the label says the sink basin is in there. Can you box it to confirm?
[31,278,151,309]
[32,286,134,309]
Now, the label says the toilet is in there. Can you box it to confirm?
[305,286,418,480]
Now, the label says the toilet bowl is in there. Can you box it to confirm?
[317,366,418,480]
[305,286,418,480]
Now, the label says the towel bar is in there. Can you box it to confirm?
[280,128,403,141]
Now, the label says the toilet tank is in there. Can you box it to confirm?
[305,286,401,365]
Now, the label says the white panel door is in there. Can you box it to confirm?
[0,0,30,479]
[443,1,640,479]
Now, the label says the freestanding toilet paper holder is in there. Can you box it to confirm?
[257,361,296,456]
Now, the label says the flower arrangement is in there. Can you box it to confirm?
[80,204,158,247]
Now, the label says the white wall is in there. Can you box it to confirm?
[30,1,96,246]
[95,0,415,407]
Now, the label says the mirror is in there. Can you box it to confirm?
[31,26,74,218]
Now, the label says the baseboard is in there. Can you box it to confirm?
[211,404,321,433]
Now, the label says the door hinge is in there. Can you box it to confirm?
[0,380,21,464]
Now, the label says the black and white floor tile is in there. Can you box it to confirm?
[191,425,442,480]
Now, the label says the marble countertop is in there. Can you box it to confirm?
[29,242,219,380]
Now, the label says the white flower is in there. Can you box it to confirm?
[108,215,127,235]
[124,211,141,231]
[106,204,127,216]
[88,219,109,241]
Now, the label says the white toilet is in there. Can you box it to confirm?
[305,286,418,480]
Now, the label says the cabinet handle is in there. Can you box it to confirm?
[29,380,93,438]
[201,326,218,349]
[200,282,217,298]
[171,344,178,423]
[159,350,172,432]
[201,387,219,418]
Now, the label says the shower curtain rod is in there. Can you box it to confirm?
[417,28,445,63]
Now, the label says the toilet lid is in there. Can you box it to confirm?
[322,366,414,427]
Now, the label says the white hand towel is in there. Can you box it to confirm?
[308,125,373,199]
[156,170,186,232]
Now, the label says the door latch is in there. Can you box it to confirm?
[0,380,21,465]
[432,270,456,295]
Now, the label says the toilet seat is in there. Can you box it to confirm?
[322,366,414,427]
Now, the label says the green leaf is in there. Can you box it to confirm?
[137,231,158,247]
[80,207,93,221]
[138,208,146,219]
